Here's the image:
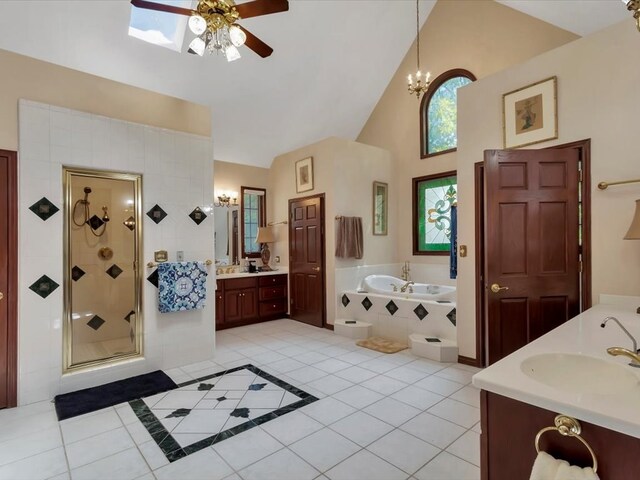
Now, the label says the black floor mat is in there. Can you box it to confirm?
[54,370,177,421]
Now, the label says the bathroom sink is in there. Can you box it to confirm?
[520,353,640,395]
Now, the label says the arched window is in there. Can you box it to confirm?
[420,69,476,158]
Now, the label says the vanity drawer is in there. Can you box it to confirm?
[259,298,287,317]
[224,277,258,290]
[259,285,286,301]
[258,274,287,287]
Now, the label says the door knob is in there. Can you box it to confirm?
[490,283,509,293]
[0,292,3,301]
[312,267,321,272]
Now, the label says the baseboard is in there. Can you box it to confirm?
[458,355,480,367]
[324,323,334,331]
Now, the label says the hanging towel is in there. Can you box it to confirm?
[335,216,363,259]
[157,261,208,313]
[530,451,599,480]
[450,204,458,279]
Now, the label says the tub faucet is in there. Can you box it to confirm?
[400,281,414,293]
[601,316,640,367]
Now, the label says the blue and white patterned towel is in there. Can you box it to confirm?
[157,262,208,313]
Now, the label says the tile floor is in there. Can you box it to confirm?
[0,319,482,480]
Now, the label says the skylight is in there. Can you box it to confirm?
[128,1,193,52]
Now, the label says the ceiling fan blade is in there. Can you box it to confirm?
[235,0,289,19]
[130,0,196,17]
[238,25,273,58]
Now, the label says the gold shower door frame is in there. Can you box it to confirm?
[62,167,143,373]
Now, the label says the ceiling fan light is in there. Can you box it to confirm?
[188,36,206,56]
[188,15,207,35]
[229,25,246,47]
[225,45,241,62]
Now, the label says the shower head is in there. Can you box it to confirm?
[83,187,92,194]
[82,187,92,204]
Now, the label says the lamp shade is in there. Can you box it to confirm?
[625,199,640,239]
[256,226,276,244]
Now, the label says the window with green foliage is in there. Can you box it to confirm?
[412,172,457,255]
[420,69,476,158]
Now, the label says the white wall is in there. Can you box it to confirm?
[455,20,640,359]
[18,100,215,405]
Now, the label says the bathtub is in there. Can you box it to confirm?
[359,274,456,301]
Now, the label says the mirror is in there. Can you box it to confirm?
[63,167,142,372]
[214,205,240,265]
[241,186,266,259]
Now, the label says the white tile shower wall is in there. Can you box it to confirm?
[18,100,215,405]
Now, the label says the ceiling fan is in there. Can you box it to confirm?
[130,0,289,61]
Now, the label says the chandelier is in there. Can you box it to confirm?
[622,0,640,31]
[187,0,247,61]
[407,0,431,98]
[214,190,238,208]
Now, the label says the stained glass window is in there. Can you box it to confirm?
[414,173,457,254]
[421,69,475,158]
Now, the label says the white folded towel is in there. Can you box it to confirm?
[530,451,599,480]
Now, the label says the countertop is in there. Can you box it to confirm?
[472,303,640,438]
[215,268,288,280]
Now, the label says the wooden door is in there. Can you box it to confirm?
[289,195,325,328]
[0,150,17,408]
[215,281,225,329]
[485,148,581,364]
[240,288,258,320]
[224,290,242,323]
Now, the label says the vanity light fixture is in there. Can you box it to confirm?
[622,0,640,31]
[214,190,238,208]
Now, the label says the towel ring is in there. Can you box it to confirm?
[535,415,598,473]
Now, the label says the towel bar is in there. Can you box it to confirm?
[335,215,343,220]
[146,259,213,268]
[535,415,597,473]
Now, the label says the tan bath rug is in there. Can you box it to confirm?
[356,336,408,354]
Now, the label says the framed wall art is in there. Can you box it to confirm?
[372,181,388,236]
[295,157,314,193]
[503,76,557,149]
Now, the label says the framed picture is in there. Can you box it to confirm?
[372,181,388,236]
[412,171,457,255]
[295,157,314,193]
[503,76,557,149]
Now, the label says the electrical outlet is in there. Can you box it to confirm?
[176,251,184,262]
[275,256,280,263]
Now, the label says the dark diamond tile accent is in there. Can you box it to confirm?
[361,297,373,311]
[147,269,159,288]
[87,315,106,331]
[230,408,250,419]
[146,204,167,224]
[71,266,85,282]
[385,300,399,316]
[123,216,136,231]
[124,310,135,323]
[106,264,123,279]
[216,396,227,402]
[198,383,214,391]
[447,308,457,326]
[29,197,59,221]
[166,409,191,418]
[88,215,104,230]
[414,303,429,321]
[341,294,350,307]
[29,275,59,299]
[248,383,267,391]
[188,207,207,225]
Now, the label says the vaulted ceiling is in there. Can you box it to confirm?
[0,1,629,167]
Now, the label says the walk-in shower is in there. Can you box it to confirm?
[63,168,143,372]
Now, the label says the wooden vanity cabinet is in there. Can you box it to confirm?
[215,274,288,329]
[481,391,640,479]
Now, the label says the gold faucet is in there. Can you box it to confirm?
[606,347,640,368]
[400,281,414,293]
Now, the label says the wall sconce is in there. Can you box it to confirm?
[214,190,238,208]
[622,0,640,31]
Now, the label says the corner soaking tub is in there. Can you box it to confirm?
[359,274,456,301]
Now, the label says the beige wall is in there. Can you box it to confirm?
[357,0,578,268]
[213,160,270,194]
[269,137,394,324]
[0,48,210,151]
[456,19,640,359]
